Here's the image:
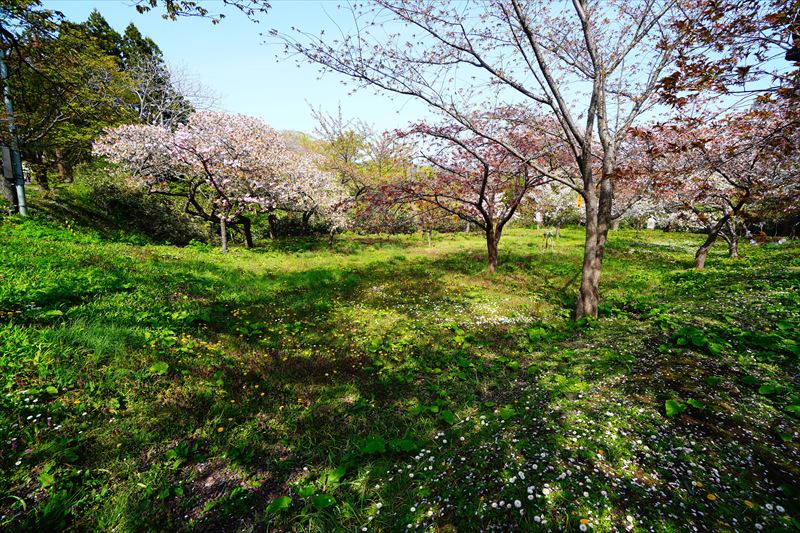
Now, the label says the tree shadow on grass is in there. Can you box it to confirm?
[74,253,465,530]
[100,245,604,530]
[34,185,204,245]
[108,248,661,530]
[245,233,428,256]
[7,233,798,531]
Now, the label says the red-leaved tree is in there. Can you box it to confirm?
[638,105,800,268]
[660,0,799,106]
[367,111,556,272]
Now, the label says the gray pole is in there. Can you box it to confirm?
[0,48,27,216]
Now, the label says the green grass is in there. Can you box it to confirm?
[1,216,798,532]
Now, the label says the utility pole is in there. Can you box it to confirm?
[0,47,27,216]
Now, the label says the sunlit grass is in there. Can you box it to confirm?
[1,215,798,531]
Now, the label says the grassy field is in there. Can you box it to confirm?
[0,216,798,532]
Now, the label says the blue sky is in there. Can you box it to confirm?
[42,2,778,135]
[44,0,430,134]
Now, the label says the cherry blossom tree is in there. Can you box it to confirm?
[526,160,658,232]
[640,106,800,268]
[367,111,555,272]
[277,132,350,238]
[95,111,297,251]
[611,195,677,229]
[525,182,583,233]
[276,0,683,317]
[96,111,349,249]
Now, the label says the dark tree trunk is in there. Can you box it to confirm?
[485,224,501,273]
[237,215,253,248]
[302,210,312,234]
[268,213,278,240]
[220,217,228,253]
[1,148,16,209]
[576,176,613,319]
[487,238,498,273]
[694,213,732,269]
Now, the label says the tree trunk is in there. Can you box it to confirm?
[575,171,614,320]
[694,243,711,269]
[722,218,739,259]
[220,217,228,253]
[611,219,620,231]
[238,215,253,248]
[485,225,500,273]
[268,213,278,240]
[465,222,471,233]
[575,175,613,319]
[576,195,601,318]
[694,231,718,270]
[694,213,732,269]
[1,147,16,209]
[728,233,739,259]
[302,211,312,234]
[426,229,431,247]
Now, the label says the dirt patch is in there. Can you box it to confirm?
[185,459,246,522]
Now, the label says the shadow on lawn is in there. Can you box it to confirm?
[101,252,479,530]
[11,233,798,531]
[107,247,679,530]
[84,248,527,529]
[244,233,431,256]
